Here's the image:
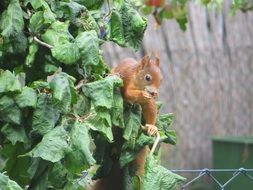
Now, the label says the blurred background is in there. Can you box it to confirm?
[102,0,253,184]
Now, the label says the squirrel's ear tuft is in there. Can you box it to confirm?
[155,52,160,67]
[140,54,151,68]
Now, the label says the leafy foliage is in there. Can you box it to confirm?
[2,0,248,189]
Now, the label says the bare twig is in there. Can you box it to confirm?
[33,36,53,49]
[150,132,160,155]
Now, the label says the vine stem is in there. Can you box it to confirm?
[33,36,53,49]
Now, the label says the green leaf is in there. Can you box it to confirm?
[156,113,177,145]
[123,104,141,141]
[24,0,43,10]
[109,10,126,46]
[41,21,72,46]
[14,86,37,108]
[32,93,60,135]
[142,155,185,190]
[111,89,124,128]
[82,75,122,109]
[0,96,21,125]
[51,42,80,65]
[73,94,91,116]
[108,4,147,50]
[73,0,104,9]
[120,133,154,167]
[0,172,23,190]
[65,121,95,173]
[2,143,30,186]
[85,108,113,142]
[55,1,85,21]
[48,162,68,188]
[1,123,28,145]
[25,41,39,67]
[0,70,22,93]
[2,32,28,55]
[48,72,76,113]
[28,126,70,163]
[0,0,24,37]
[29,11,47,34]
[27,158,51,190]
[75,30,100,66]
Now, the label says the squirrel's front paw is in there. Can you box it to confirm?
[142,91,153,100]
[144,124,158,136]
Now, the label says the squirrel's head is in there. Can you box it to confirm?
[135,54,163,98]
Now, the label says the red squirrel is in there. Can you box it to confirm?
[89,54,162,190]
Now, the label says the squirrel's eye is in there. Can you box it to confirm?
[145,74,152,82]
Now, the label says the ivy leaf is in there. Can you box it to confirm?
[28,127,70,163]
[0,96,21,125]
[51,42,80,65]
[82,75,122,109]
[142,155,185,190]
[48,72,76,113]
[0,172,23,190]
[0,0,24,37]
[14,87,37,108]
[75,30,100,66]
[0,70,22,93]
[65,122,95,173]
[1,123,28,145]
[32,93,60,135]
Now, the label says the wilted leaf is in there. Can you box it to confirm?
[28,126,70,163]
